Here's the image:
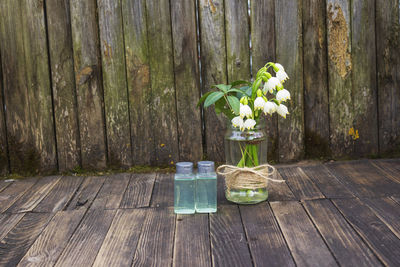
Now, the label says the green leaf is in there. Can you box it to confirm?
[215,98,234,119]
[227,95,240,115]
[245,86,252,96]
[227,88,246,94]
[230,80,251,87]
[197,91,213,107]
[204,91,224,108]
[211,84,232,93]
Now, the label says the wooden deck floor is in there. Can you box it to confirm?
[0,159,399,266]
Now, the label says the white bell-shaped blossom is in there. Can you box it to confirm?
[277,104,289,118]
[231,116,244,129]
[276,89,291,102]
[276,70,289,82]
[244,119,256,130]
[254,97,266,111]
[263,77,281,94]
[274,63,285,72]
[263,101,278,115]
[240,103,252,119]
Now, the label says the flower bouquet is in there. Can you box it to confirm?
[198,62,290,204]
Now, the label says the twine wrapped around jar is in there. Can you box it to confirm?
[216,164,285,190]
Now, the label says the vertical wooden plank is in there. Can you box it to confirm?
[173,214,211,267]
[210,205,253,266]
[171,0,203,162]
[54,210,116,267]
[0,54,8,175]
[97,0,131,167]
[0,213,54,266]
[303,0,330,158]
[376,0,400,155]
[146,0,178,165]
[70,0,107,170]
[251,0,278,162]
[326,0,353,157]
[0,1,33,174]
[275,0,304,162]
[271,201,337,266]
[303,199,381,267]
[92,209,147,267]
[225,0,250,82]
[198,0,227,162]
[46,0,80,171]
[121,0,153,165]
[351,0,378,156]
[240,204,296,266]
[17,210,86,267]
[21,0,57,173]
[132,208,175,266]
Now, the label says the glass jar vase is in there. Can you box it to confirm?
[223,123,269,204]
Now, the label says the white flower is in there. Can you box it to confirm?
[276,89,291,102]
[274,63,285,72]
[276,70,289,82]
[263,101,277,115]
[231,116,244,129]
[254,97,266,111]
[244,119,256,130]
[240,103,252,119]
[277,104,289,118]
[263,77,281,93]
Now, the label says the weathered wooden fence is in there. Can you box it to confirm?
[0,0,399,174]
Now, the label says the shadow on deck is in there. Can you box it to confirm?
[0,159,399,266]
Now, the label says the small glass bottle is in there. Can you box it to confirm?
[174,162,195,214]
[196,161,217,213]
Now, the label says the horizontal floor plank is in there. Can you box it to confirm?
[0,178,37,213]
[66,176,106,210]
[268,172,297,202]
[0,213,25,241]
[151,173,174,208]
[120,173,156,209]
[370,159,400,183]
[0,180,12,193]
[90,174,130,210]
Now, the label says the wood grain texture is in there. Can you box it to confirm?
[210,205,253,266]
[268,172,296,202]
[173,214,211,267]
[198,0,227,162]
[90,173,130,210]
[300,165,354,198]
[0,0,34,173]
[251,0,278,162]
[0,59,8,175]
[21,0,57,173]
[362,197,400,239]
[6,176,61,213]
[370,159,400,183]
[97,0,131,167]
[54,209,116,267]
[151,173,174,208]
[70,0,107,170]
[0,213,24,241]
[66,176,106,210]
[333,198,400,266]
[240,204,295,267]
[0,179,11,193]
[225,0,250,82]
[326,161,400,198]
[0,178,37,213]
[121,0,153,165]
[275,0,304,161]
[171,0,203,162]
[17,210,85,267]
[278,167,325,200]
[303,0,330,158]
[33,176,83,213]
[93,209,146,267]
[326,0,354,157]
[132,208,175,266]
[351,0,378,156]
[303,199,381,267]
[46,0,80,171]
[376,0,400,154]
[120,173,156,209]
[270,201,337,266]
[146,0,178,165]
[0,213,53,267]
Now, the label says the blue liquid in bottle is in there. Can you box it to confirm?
[174,162,195,214]
[196,161,217,213]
